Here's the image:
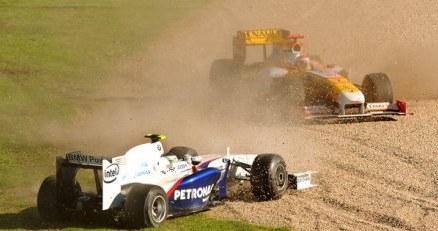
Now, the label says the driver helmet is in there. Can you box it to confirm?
[296,55,311,70]
[283,47,300,64]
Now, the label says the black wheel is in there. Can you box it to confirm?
[210,59,240,94]
[362,73,393,103]
[250,154,288,200]
[125,184,168,228]
[165,146,198,160]
[59,180,82,220]
[37,175,60,221]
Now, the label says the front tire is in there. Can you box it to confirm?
[125,184,168,228]
[250,154,288,200]
[362,73,393,103]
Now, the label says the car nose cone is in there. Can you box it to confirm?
[337,91,365,105]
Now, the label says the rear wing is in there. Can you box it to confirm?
[233,29,291,64]
[55,152,108,202]
[60,151,105,169]
[236,29,290,45]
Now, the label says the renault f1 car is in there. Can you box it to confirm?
[210,29,407,119]
[37,134,315,228]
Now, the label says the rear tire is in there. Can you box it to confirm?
[362,73,393,103]
[37,175,60,221]
[250,154,288,200]
[125,184,168,228]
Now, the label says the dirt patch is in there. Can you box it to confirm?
[42,0,438,230]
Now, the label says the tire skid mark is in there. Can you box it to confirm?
[286,175,408,230]
[323,149,438,210]
[308,123,437,166]
[306,126,435,193]
[322,197,414,230]
[293,195,405,231]
[328,157,428,198]
[315,171,415,230]
[301,123,437,230]
[323,160,438,227]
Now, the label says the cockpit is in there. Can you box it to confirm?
[294,56,325,71]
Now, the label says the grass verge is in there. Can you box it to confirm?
[0,0,208,196]
[0,210,290,230]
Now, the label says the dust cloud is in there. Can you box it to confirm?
[382,46,438,100]
[41,0,438,230]
[43,0,438,154]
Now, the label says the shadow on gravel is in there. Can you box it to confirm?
[305,116,397,125]
[0,207,115,230]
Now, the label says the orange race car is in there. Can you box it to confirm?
[210,29,406,119]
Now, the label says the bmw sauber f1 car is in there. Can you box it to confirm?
[210,29,407,119]
[37,134,316,228]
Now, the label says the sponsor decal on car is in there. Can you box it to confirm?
[103,163,119,183]
[135,169,151,177]
[176,162,190,171]
[174,184,214,201]
[297,174,311,183]
[366,102,399,112]
[244,29,281,38]
[66,152,103,166]
[160,162,191,175]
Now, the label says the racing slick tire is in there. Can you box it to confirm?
[37,175,83,221]
[165,146,198,160]
[37,175,60,221]
[59,180,83,220]
[210,59,241,94]
[250,154,288,200]
[362,73,394,103]
[125,184,169,228]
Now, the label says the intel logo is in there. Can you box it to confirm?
[103,163,119,183]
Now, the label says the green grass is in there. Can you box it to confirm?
[0,0,208,187]
[0,0,292,230]
[0,211,290,230]
[0,0,209,136]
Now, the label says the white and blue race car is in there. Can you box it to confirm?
[37,134,315,228]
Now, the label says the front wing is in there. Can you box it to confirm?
[304,100,407,119]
